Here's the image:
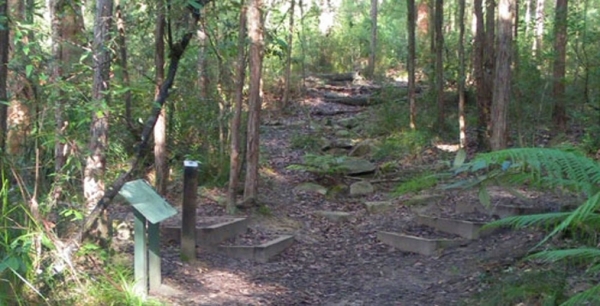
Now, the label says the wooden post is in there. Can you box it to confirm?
[133,209,148,296]
[181,160,199,262]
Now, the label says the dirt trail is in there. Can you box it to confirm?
[147,81,544,306]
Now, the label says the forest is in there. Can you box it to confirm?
[1,0,600,304]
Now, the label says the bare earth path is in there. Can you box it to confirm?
[144,81,546,306]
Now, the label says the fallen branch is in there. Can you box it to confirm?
[65,30,196,255]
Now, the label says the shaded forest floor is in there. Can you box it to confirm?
[113,78,584,305]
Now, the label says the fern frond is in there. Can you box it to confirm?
[474,148,600,195]
[561,284,600,306]
[528,248,600,262]
[483,212,572,230]
[536,191,600,248]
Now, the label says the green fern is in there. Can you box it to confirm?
[445,148,600,305]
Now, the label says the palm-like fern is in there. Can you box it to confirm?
[445,147,600,305]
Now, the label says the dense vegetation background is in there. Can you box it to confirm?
[0,0,599,304]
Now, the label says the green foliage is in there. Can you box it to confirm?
[373,130,431,160]
[257,204,273,216]
[290,132,321,152]
[445,147,600,304]
[83,264,163,306]
[393,172,438,196]
[287,154,350,176]
[472,269,569,306]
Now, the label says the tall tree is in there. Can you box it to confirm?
[115,0,133,131]
[458,0,467,147]
[532,0,544,57]
[473,0,487,148]
[407,0,417,129]
[434,0,444,130]
[49,0,85,202]
[367,0,378,78]
[243,0,264,205]
[490,0,514,150]
[551,0,568,130]
[6,0,34,157]
[84,0,113,245]
[282,0,294,109]
[0,0,8,152]
[228,3,247,213]
[154,3,167,195]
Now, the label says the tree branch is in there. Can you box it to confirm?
[65,28,196,254]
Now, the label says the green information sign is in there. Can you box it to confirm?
[119,179,177,224]
[118,179,177,296]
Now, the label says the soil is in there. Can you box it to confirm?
[110,78,582,306]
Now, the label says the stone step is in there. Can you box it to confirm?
[415,215,495,240]
[377,231,466,256]
[161,217,249,247]
[456,202,550,218]
[219,235,295,263]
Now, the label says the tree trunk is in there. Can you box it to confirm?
[490,0,513,150]
[478,0,495,150]
[282,0,295,109]
[115,1,133,132]
[458,0,467,148]
[154,3,167,195]
[228,3,247,213]
[524,0,532,36]
[367,0,378,78]
[551,0,568,131]
[434,0,444,130]
[49,0,85,202]
[532,0,544,57]
[243,0,264,205]
[84,0,113,247]
[407,0,417,130]
[6,0,34,158]
[473,0,487,149]
[0,0,8,152]
[73,29,198,256]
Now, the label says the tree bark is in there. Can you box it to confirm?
[243,0,264,205]
[227,3,247,213]
[490,0,513,150]
[84,0,113,247]
[434,0,444,130]
[407,0,417,129]
[154,3,167,195]
[281,0,294,109]
[367,0,378,78]
[458,0,467,148]
[551,0,568,131]
[115,1,133,132]
[473,0,487,149]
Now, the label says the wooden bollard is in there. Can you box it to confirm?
[181,160,199,262]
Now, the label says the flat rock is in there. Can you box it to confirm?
[331,138,354,149]
[314,211,353,223]
[364,201,393,214]
[406,194,443,206]
[294,182,328,195]
[350,181,374,196]
[335,129,352,138]
[337,117,359,129]
[349,140,379,157]
[340,157,376,175]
